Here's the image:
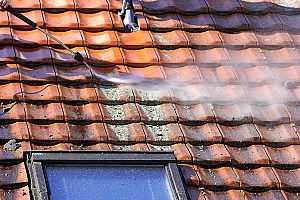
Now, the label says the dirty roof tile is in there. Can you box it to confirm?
[246,13,283,31]
[212,104,252,124]
[178,14,215,31]
[253,31,292,46]
[0,141,30,163]
[239,0,276,13]
[235,167,280,189]
[262,48,300,64]
[140,0,176,13]
[138,103,177,124]
[206,0,242,13]
[62,103,102,121]
[95,84,134,103]
[0,103,26,121]
[28,123,69,142]
[285,105,300,124]
[31,143,72,151]
[265,145,300,166]
[175,104,215,124]
[195,166,240,188]
[188,144,231,165]
[162,65,201,83]
[0,163,27,189]
[143,123,184,144]
[212,14,249,31]
[0,83,22,101]
[235,65,272,85]
[58,84,98,102]
[105,123,145,143]
[186,31,222,47]
[179,164,200,186]
[0,122,29,141]
[100,103,140,124]
[269,66,300,84]
[157,48,194,65]
[69,123,108,143]
[255,124,299,147]
[193,48,229,64]
[244,190,287,199]
[250,104,290,124]
[197,65,237,84]
[151,30,187,47]
[0,186,30,200]
[171,143,192,161]
[25,103,64,122]
[279,14,300,32]
[218,124,261,146]
[226,48,265,65]
[180,123,223,145]
[227,145,270,166]
[144,13,181,31]
[275,168,300,188]
[219,31,257,47]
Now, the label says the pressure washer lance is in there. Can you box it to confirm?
[5,6,143,84]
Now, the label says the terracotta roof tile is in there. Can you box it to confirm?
[69,123,108,143]
[101,103,140,123]
[195,166,240,188]
[180,123,222,145]
[25,103,64,122]
[77,11,113,31]
[173,0,208,14]
[0,122,29,141]
[234,167,280,189]
[188,144,231,165]
[227,145,270,166]
[0,27,13,45]
[28,123,69,142]
[218,124,261,146]
[73,0,109,11]
[43,11,78,31]
[0,186,30,200]
[40,0,75,10]
[255,124,299,147]
[0,163,27,189]
[265,145,300,166]
[151,30,188,47]
[275,168,300,189]
[106,123,145,143]
[9,11,43,30]
[1,1,300,198]
[62,103,102,122]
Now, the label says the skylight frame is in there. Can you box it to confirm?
[26,151,190,200]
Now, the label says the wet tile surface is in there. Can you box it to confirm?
[1,1,300,199]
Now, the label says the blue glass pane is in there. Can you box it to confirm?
[45,165,175,200]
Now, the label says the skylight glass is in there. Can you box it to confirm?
[44,165,175,200]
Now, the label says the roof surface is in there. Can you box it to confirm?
[0,0,300,199]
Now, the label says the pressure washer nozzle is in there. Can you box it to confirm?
[74,52,84,63]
